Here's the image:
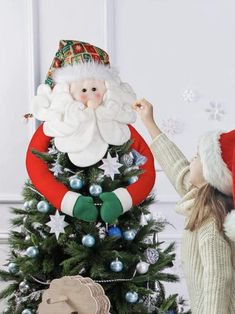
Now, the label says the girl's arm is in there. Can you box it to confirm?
[132,99,191,197]
[198,221,233,314]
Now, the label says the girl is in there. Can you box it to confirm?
[132,99,235,314]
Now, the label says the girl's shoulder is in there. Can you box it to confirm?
[197,217,228,245]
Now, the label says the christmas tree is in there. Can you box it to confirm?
[0,39,191,314]
[0,139,191,314]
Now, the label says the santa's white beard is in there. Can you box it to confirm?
[34,81,136,167]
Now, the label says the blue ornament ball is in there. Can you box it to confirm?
[8,262,18,274]
[89,184,102,196]
[69,177,84,190]
[125,291,138,303]
[108,226,122,239]
[23,201,30,210]
[22,310,33,314]
[110,259,123,272]
[37,200,50,213]
[123,229,137,241]
[26,246,39,258]
[128,176,139,184]
[82,234,96,247]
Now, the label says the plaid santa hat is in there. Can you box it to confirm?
[198,129,235,241]
[45,39,118,88]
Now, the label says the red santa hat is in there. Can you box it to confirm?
[45,39,118,88]
[198,129,235,241]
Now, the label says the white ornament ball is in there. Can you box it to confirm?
[136,261,150,274]
[23,201,30,210]
[22,309,33,314]
[19,281,30,293]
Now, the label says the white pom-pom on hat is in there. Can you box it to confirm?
[224,210,235,241]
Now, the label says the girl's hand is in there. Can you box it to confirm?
[132,98,154,125]
[132,98,162,139]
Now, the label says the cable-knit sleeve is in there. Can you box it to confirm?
[150,133,191,197]
[198,221,233,314]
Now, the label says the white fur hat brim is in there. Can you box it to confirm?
[53,62,120,83]
[198,130,232,196]
[224,210,235,241]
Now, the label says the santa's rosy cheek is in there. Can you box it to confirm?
[95,92,101,99]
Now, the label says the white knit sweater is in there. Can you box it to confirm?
[150,133,235,314]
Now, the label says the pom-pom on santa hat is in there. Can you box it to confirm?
[198,129,235,241]
[45,39,118,88]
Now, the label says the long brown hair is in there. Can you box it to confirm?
[185,183,233,232]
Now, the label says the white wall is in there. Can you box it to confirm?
[1,0,235,310]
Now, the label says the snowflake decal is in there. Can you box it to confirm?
[205,102,225,121]
[182,89,199,103]
[161,118,184,136]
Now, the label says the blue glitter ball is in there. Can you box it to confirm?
[89,184,102,196]
[69,177,84,190]
[108,226,122,238]
[37,200,50,213]
[110,259,123,272]
[123,229,137,241]
[82,234,96,247]
[26,246,39,258]
[125,291,138,303]
[8,262,18,273]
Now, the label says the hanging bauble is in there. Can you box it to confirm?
[144,248,159,264]
[89,184,102,197]
[82,234,96,247]
[136,261,150,274]
[123,229,137,241]
[132,149,147,166]
[120,153,134,167]
[145,212,153,221]
[140,213,148,226]
[22,309,33,314]
[125,291,138,303]
[69,176,84,190]
[26,246,39,258]
[23,201,30,210]
[25,235,31,241]
[96,171,105,183]
[8,262,18,274]
[110,258,123,272]
[19,281,30,293]
[108,226,122,239]
[28,199,37,208]
[37,200,50,213]
[128,176,138,184]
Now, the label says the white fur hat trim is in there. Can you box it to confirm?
[53,62,119,83]
[224,210,235,241]
[198,130,232,196]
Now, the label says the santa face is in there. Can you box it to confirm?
[32,76,137,167]
[70,79,106,109]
